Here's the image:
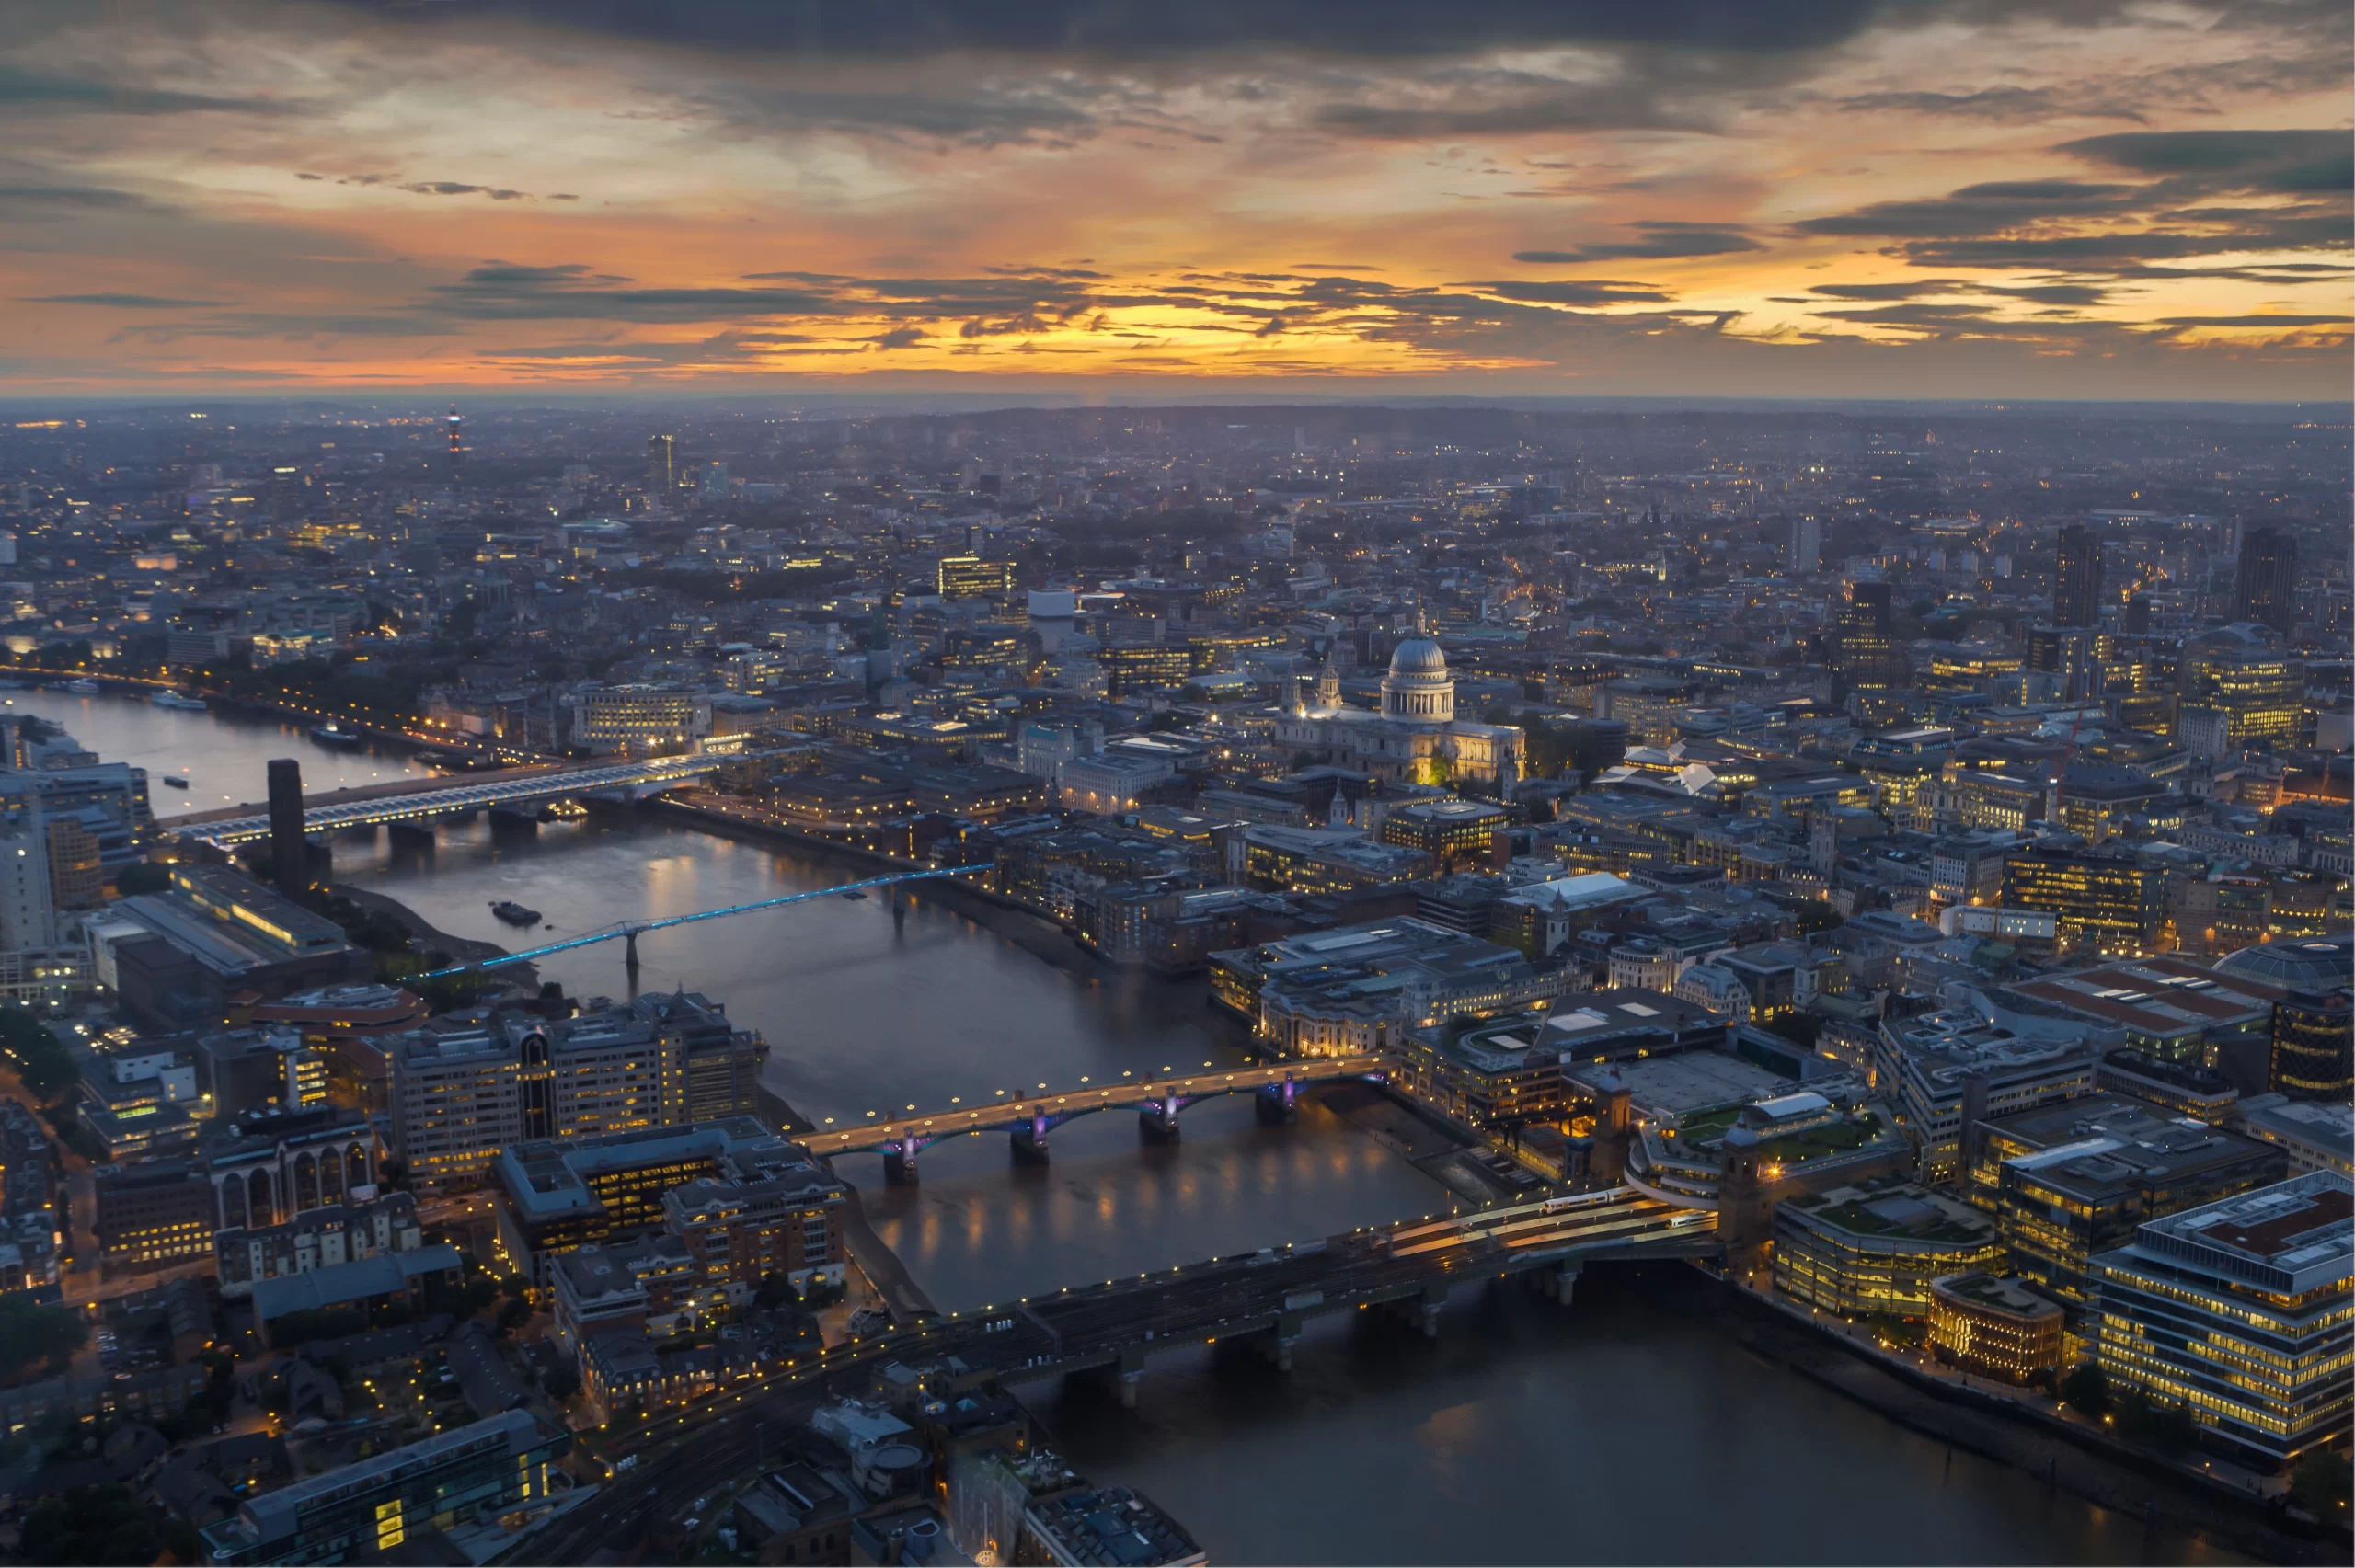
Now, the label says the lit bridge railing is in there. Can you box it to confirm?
[170,750,790,846]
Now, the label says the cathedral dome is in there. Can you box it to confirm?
[1388,638,1447,676]
[1381,636,1453,726]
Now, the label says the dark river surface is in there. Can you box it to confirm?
[43,689,2240,1565]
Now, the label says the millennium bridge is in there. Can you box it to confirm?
[163,751,789,847]
[798,1053,1393,1180]
[517,1186,1717,1562]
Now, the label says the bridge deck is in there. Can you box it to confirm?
[800,1054,1389,1155]
[167,750,787,844]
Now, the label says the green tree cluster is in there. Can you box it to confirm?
[0,1005,75,1095]
[21,1483,178,1567]
[0,1293,87,1383]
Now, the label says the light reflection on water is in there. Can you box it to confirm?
[69,699,2241,1566]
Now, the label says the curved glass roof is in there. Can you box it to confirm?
[2215,933,2354,994]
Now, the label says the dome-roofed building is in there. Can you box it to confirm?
[1380,636,1454,726]
[2216,933,2353,993]
[1277,630,1522,790]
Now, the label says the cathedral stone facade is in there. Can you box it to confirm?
[1275,635,1522,789]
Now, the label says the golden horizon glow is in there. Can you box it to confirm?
[0,0,2348,398]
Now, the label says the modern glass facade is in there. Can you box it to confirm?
[2090,1173,2353,1470]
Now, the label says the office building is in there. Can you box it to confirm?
[2231,1096,2354,1181]
[2090,1172,2351,1470]
[2177,624,2302,753]
[2000,842,2168,956]
[936,555,1015,601]
[267,758,305,898]
[1378,798,1510,875]
[1874,1009,2097,1185]
[1997,956,2276,1073]
[1928,1273,2064,1384]
[91,1159,215,1270]
[493,1115,836,1281]
[2096,1050,2239,1121]
[1775,1178,2005,1318]
[390,998,761,1186]
[566,683,712,757]
[1242,825,1427,895]
[2051,523,2103,628]
[1023,1485,1206,1568]
[2234,526,2298,635]
[2270,989,2350,1102]
[201,1409,569,1564]
[1211,917,1572,1058]
[1983,1096,2285,1302]
[646,433,676,497]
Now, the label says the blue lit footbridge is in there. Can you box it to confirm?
[163,750,798,848]
[414,865,983,979]
[798,1054,1392,1182]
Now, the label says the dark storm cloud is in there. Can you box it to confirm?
[1901,209,2349,269]
[1514,223,1763,264]
[22,292,227,307]
[2056,129,2352,194]
[1832,86,2129,121]
[327,1,1913,60]
[0,64,304,116]
[1807,280,1968,300]
[1795,181,2137,238]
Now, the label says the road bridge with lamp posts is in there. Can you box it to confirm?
[797,1055,1392,1181]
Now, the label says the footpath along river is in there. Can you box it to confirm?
[53,687,2250,1565]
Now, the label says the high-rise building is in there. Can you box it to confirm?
[267,757,306,899]
[2052,523,2102,627]
[2122,593,2152,635]
[268,466,304,527]
[2234,526,2299,634]
[645,433,677,498]
[1786,514,1821,576]
[44,816,101,912]
[2271,989,2351,1102]
[0,776,54,957]
[1830,579,1904,689]
[697,461,730,500]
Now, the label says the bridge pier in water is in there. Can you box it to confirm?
[1530,1260,1582,1304]
[386,820,436,851]
[1138,1095,1181,1144]
[1116,1345,1146,1409]
[1253,1079,1298,1126]
[1010,1113,1051,1165]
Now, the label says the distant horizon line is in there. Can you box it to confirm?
[1,390,2341,417]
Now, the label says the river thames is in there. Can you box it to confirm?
[35,688,2243,1564]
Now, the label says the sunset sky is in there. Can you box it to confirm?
[3,0,2349,398]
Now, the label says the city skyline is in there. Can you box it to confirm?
[3,0,2349,400]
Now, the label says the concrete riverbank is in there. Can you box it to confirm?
[1689,1267,2344,1565]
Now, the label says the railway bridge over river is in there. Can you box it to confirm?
[518,1186,1717,1560]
